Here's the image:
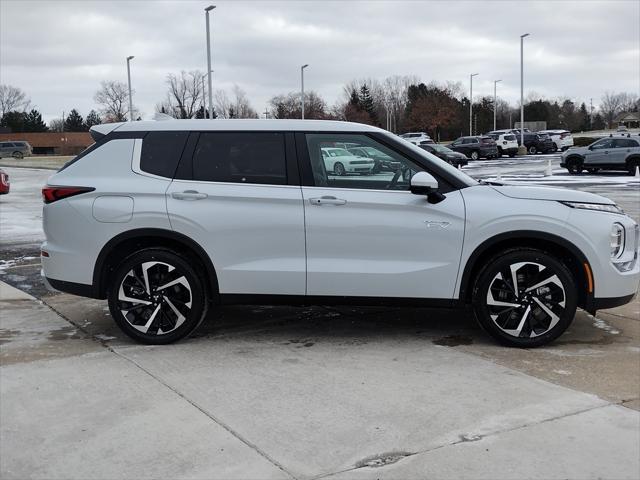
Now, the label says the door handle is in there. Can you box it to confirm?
[309,196,347,206]
[171,190,208,200]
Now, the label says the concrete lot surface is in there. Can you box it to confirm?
[1,283,639,479]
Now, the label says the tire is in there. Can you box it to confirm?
[508,153,516,158]
[566,157,583,175]
[627,158,639,176]
[107,248,209,344]
[470,151,479,161]
[472,248,578,348]
[334,162,346,176]
[497,147,503,158]
[528,145,537,155]
[12,151,23,159]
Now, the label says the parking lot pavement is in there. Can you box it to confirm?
[1,161,639,478]
[1,282,639,479]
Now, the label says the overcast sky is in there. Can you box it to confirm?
[1,0,639,122]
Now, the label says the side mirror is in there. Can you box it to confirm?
[410,171,446,203]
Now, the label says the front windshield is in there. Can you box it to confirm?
[381,132,478,187]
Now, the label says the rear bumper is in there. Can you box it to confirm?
[44,275,100,298]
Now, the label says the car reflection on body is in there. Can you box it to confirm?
[419,143,468,167]
[347,146,402,173]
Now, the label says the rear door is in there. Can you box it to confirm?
[298,132,465,300]
[166,131,306,295]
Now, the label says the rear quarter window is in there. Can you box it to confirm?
[140,131,189,178]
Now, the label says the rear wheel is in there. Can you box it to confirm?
[528,145,537,155]
[627,158,639,176]
[497,147,503,157]
[566,157,583,175]
[334,162,346,176]
[470,151,479,161]
[472,248,577,347]
[107,249,208,344]
[11,151,23,159]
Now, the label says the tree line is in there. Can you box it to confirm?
[1,77,637,140]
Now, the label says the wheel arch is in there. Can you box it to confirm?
[93,228,219,300]
[459,230,592,309]
[625,155,640,166]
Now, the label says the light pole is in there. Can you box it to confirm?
[520,33,530,152]
[493,79,502,131]
[126,56,134,122]
[300,64,309,119]
[205,5,216,120]
[469,73,478,135]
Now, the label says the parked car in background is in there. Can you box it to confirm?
[521,132,555,154]
[448,136,499,160]
[0,141,32,159]
[561,135,640,175]
[347,146,402,172]
[399,132,431,145]
[419,143,468,167]
[487,133,519,157]
[617,125,628,133]
[321,147,375,175]
[539,130,574,152]
[0,168,9,194]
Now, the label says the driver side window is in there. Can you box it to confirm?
[305,133,423,191]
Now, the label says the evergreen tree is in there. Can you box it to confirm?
[64,109,86,131]
[578,103,590,131]
[84,109,102,129]
[0,111,27,132]
[359,84,378,124]
[23,109,48,132]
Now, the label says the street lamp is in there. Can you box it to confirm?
[520,33,530,152]
[301,64,309,119]
[493,79,502,131]
[202,69,213,118]
[469,73,478,135]
[126,56,134,122]
[205,5,216,120]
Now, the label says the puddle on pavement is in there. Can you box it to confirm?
[432,334,474,346]
[48,326,83,341]
[0,328,21,345]
[356,451,412,469]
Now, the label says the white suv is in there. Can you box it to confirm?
[539,129,574,152]
[41,120,639,347]
[400,132,431,145]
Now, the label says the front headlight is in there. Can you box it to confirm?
[610,223,625,258]
[560,201,624,215]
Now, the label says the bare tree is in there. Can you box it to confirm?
[0,84,30,117]
[214,85,258,119]
[269,91,328,119]
[599,91,624,127]
[158,71,204,119]
[49,119,64,132]
[94,81,131,122]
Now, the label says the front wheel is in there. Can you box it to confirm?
[470,151,479,161]
[528,146,537,155]
[472,249,577,348]
[107,249,208,344]
[12,151,23,159]
[566,157,583,175]
[334,162,346,176]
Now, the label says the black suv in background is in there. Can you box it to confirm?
[521,132,555,154]
[448,136,498,160]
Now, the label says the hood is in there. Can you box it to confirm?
[562,146,588,157]
[491,185,615,204]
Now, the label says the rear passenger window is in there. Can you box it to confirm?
[192,132,286,185]
[614,139,639,148]
[141,131,189,178]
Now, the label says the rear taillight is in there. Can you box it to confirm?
[0,173,8,186]
[42,186,94,204]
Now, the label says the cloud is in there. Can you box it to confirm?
[1,0,638,122]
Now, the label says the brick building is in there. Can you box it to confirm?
[0,132,93,155]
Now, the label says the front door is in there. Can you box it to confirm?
[583,138,614,166]
[299,132,465,300]
[166,131,306,296]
